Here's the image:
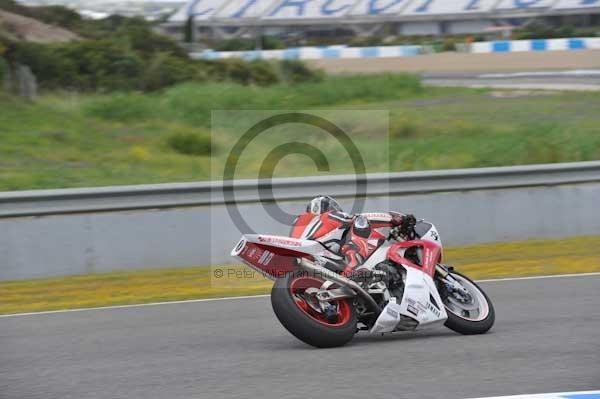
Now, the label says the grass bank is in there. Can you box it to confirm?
[1,236,599,315]
[1,75,599,191]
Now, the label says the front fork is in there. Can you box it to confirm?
[435,263,472,302]
[435,263,452,278]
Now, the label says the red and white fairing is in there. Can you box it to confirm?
[231,215,448,334]
[231,234,342,280]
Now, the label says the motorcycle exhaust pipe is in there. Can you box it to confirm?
[297,258,381,316]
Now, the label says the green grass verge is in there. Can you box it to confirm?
[1,236,599,315]
[1,75,599,191]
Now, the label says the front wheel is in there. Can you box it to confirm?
[440,271,495,335]
[271,275,357,348]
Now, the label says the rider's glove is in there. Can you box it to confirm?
[391,214,417,239]
[391,213,404,227]
[400,214,417,238]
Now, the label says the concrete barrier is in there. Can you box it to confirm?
[1,161,600,280]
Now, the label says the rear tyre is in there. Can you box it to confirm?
[271,274,357,348]
[442,271,495,335]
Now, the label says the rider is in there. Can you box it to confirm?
[291,195,417,276]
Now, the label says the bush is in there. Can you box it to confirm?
[0,56,6,86]
[5,42,64,88]
[279,60,324,84]
[513,21,556,39]
[120,23,188,60]
[141,52,202,92]
[205,58,280,86]
[59,40,144,91]
[5,39,146,91]
[167,130,212,156]
[1,1,323,93]
[513,21,599,40]
[5,36,202,92]
[213,36,285,51]
[216,59,253,84]
[247,60,280,86]
[441,38,457,52]
[261,36,285,50]
[214,38,255,51]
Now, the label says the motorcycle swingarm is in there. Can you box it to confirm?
[308,287,357,302]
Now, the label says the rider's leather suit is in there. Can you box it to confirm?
[291,210,406,276]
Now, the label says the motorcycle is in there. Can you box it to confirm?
[231,211,495,348]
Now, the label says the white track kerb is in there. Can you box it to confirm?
[1,272,600,319]
[468,390,600,399]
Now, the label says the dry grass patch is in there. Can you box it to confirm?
[1,236,598,315]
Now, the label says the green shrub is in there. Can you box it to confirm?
[221,58,254,85]
[206,58,280,86]
[512,21,599,40]
[214,36,285,51]
[5,39,145,91]
[167,130,212,156]
[0,57,6,86]
[214,38,254,51]
[141,53,201,92]
[2,1,311,92]
[441,38,457,52]
[247,60,280,86]
[56,41,143,91]
[120,23,189,60]
[279,60,324,84]
[4,35,199,92]
[261,36,285,50]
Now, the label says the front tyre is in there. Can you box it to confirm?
[441,271,495,335]
[271,275,357,348]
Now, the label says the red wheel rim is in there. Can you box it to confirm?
[289,277,352,327]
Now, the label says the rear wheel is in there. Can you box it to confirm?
[441,271,495,335]
[271,275,357,348]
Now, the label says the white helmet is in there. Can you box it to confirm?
[307,195,343,215]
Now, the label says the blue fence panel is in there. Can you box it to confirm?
[400,45,421,56]
[568,38,586,50]
[531,39,547,51]
[322,48,341,58]
[360,47,380,57]
[282,48,301,59]
[492,41,510,52]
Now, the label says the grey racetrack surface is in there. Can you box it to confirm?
[423,72,600,91]
[1,275,599,399]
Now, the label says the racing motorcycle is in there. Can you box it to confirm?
[231,212,495,348]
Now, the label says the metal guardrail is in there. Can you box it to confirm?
[1,161,600,218]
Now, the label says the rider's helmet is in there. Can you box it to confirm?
[352,214,372,238]
[307,195,343,215]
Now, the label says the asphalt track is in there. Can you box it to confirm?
[423,70,600,91]
[1,274,599,399]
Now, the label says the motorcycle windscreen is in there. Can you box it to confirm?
[234,240,309,280]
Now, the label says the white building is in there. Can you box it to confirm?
[160,0,600,40]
